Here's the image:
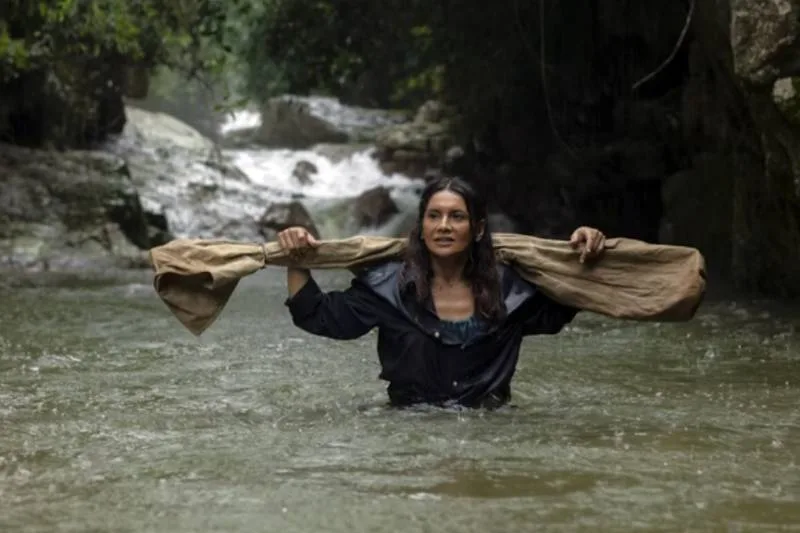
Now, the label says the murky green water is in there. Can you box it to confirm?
[1,268,798,532]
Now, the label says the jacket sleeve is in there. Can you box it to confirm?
[518,290,580,336]
[284,276,380,340]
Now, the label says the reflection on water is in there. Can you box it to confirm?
[0,269,798,532]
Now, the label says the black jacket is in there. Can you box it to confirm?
[285,261,579,408]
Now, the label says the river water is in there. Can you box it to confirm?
[2,100,799,531]
[1,267,798,532]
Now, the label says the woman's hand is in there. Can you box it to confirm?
[277,226,319,257]
[278,227,319,296]
[569,226,606,263]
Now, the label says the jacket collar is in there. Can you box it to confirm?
[358,261,538,342]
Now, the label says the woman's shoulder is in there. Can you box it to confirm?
[350,261,409,314]
[354,260,404,290]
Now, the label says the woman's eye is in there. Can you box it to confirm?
[452,213,466,221]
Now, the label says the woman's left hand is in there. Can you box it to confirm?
[569,226,606,263]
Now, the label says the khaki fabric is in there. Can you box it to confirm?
[148,233,706,336]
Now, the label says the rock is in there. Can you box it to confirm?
[105,106,269,243]
[0,143,165,271]
[121,106,216,158]
[351,187,399,228]
[443,145,468,176]
[124,68,229,142]
[256,95,408,148]
[292,160,318,185]
[258,202,320,240]
[706,0,800,294]
[373,100,457,178]
[415,100,447,124]
[659,153,733,277]
[731,0,800,86]
[259,97,348,148]
[729,90,800,295]
[771,77,800,126]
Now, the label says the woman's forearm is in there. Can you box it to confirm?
[287,267,311,297]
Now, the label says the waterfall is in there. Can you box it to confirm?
[218,107,424,239]
[110,100,425,243]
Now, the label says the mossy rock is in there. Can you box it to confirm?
[772,77,800,127]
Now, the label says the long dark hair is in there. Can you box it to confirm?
[400,177,506,324]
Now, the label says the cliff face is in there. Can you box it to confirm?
[726,0,800,295]
[438,0,800,295]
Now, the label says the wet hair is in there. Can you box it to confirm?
[400,177,506,324]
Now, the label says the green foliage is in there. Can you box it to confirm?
[0,0,566,138]
[0,0,519,114]
[229,0,543,118]
[236,0,445,107]
[0,0,260,147]
[0,0,239,83]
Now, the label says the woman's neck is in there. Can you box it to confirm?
[430,255,468,286]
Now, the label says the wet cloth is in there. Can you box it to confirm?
[147,233,707,336]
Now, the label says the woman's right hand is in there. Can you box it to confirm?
[277,226,320,255]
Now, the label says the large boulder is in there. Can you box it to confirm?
[257,202,319,240]
[120,106,217,158]
[0,144,166,270]
[124,67,227,142]
[256,95,409,148]
[0,104,265,272]
[771,77,800,126]
[350,187,399,228]
[730,0,800,86]
[698,0,800,294]
[373,101,458,178]
[105,106,271,243]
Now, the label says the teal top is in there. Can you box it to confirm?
[439,315,486,345]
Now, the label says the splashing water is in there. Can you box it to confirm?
[228,146,422,200]
[112,105,425,241]
[218,109,425,238]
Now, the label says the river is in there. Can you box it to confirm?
[1,266,798,532]
[2,101,799,532]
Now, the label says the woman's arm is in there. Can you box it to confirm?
[285,275,380,340]
[278,226,319,298]
[519,291,580,335]
[287,267,312,297]
[279,226,379,340]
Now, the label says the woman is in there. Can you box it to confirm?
[279,177,605,409]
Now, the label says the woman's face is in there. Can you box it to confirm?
[421,190,480,259]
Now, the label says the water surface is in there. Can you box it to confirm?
[1,269,798,532]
